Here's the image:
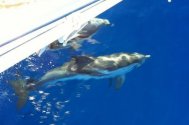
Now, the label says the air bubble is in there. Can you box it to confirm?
[29,96,35,101]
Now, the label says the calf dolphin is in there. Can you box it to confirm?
[11,52,150,108]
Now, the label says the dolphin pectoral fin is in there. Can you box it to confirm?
[86,38,100,44]
[114,75,126,90]
[70,42,82,50]
[10,79,30,108]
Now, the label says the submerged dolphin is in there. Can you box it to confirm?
[61,17,110,47]
[11,52,150,108]
[37,18,110,56]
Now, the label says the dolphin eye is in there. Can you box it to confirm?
[121,56,127,60]
[71,65,77,71]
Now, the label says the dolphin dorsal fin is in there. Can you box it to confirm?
[72,55,95,70]
[73,56,94,65]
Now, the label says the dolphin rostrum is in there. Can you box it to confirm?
[11,52,150,108]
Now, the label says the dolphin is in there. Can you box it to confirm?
[11,52,150,108]
[61,17,110,47]
[37,18,110,56]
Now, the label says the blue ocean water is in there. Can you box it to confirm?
[0,0,189,125]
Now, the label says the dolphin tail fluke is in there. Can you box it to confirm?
[10,79,29,108]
